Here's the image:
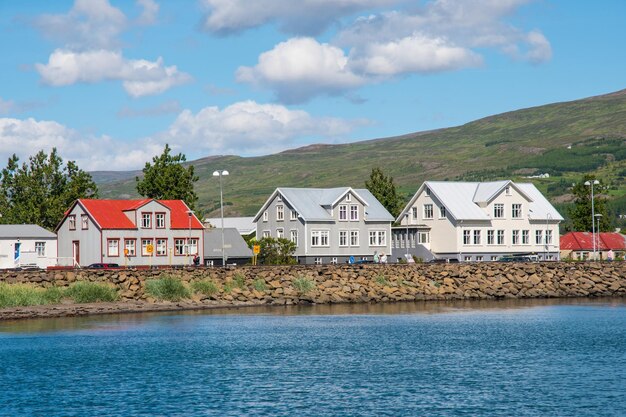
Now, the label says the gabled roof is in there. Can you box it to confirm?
[0,224,56,239]
[204,228,253,258]
[397,180,563,222]
[253,187,394,222]
[560,232,626,251]
[204,217,255,235]
[57,199,204,230]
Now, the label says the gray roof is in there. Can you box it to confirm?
[0,224,56,239]
[398,180,563,222]
[203,228,253,259]
[204,217,255,235]
[254,187,394,222]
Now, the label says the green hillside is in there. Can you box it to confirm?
[98,89,626,225]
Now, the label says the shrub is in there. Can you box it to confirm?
[145,275,190,301]
[233,273,246,289]
[253,279,268,292]
[293,276,315,294]
[375,275,388,286]
[65,282,118,303]
[191,280,219,296]
[223,280,235,293]
[0,283,63,308]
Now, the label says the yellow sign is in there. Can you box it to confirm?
[253,245,260,255]
[124,248,129,256]
[146,244,154,254]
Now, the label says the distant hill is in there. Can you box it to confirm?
[97,89,626,225]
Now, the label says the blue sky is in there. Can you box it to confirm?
[1,0,625,171]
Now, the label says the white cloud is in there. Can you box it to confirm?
[136,0,159,25]
[0,103,364,170]
[237,38,365,103]
[36,49,192,97]
[201,0,397,35]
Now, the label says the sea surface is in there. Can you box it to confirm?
[1,298,625,417]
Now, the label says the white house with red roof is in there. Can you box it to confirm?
[55,199,204,267]
[560,232,626,260]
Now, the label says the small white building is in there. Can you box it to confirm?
[393,180,563,262]
[0,225,57,269]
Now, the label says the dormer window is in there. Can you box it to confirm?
[141,213,152,228]
[346,193,352,202]
[156,213,165,229]
[350,205,359,221]
[277,205,284,221]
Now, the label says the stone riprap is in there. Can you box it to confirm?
[1,263,624,309]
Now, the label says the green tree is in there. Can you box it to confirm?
[568,175,610,232]
[0,149,98,229]
[255,237,297,265]
[136,144,199,210]
[365,167,404,218]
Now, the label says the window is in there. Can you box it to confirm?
[107,239,119,257]
[69,215,76,230]
[350,231,359,246]
[346,193,352,202]
[339,205,348,221]
[276,205,284,221]
[369,231,386,246]
[35,242,46,256]
[314,257,323,265]
[339,230,348,247]
[277,194,282,202]
[440,206,446,218]
[512,204,522,219]
[412,207,418,219]
[426,187,431,196]
[331,257,338,265]
[535,230,543,245]
[262,230,270,238]
[473,230,481,245]
[188,238,198,255]
[464,256,471,262]
[276,228,284,239]
[476,256,483,262]
[311,230,329,247]
[512,230,520,245]
[350,205,359,221]
[487,230,494,245]
[424,204,433,219]
[505,186,511,195]
[156,213,165,229]
[497,230,505,245]
[522,230,529,244]
[491,256,498,261]
[124,239,136,257]
[81,214,89,230]
[463,230,471,245]
[174,239,186,255]
[418,232,429,244]
[494,204,504,218]
[290,210,298,220]
[141,213,152,228]
[546,230,553,244]
[290,230,298,246]
[142,239,154,256]
[263,211,268,222]
[156,239,167,256]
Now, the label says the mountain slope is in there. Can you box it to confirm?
[98,89,626,217]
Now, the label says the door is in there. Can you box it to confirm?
[73,240,80,267]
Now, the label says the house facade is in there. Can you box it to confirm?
[56,199,204,267]
[394,181,563,262]
[254,187,394,264]
[560,232,626,260]
[0,225,57,269]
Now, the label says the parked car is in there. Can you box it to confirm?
[497,256,533,262]
[428,258,459,263]
[86,263,120,269]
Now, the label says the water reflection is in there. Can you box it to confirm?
[1,297,624,334]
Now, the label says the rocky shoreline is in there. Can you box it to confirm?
[1,262,624,321]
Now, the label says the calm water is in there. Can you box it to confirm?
[1,299,625,417]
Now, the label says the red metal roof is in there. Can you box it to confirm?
[560,232,626,251]
[75,199,203,230]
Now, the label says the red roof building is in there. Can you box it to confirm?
[560,232,626,260]
[56,199,204,267]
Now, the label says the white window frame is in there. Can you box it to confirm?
[276,228,284,239]
[174,239,186,256]
[124,239,136,257]
[494,204,504,218]
[263,211,268,222]
[512,230,520,245]
[69,215,76,230]
[497,230,505,245]
[463,230,471,245]
[350,230,359,247]
[368,230,386,247]
[81,214,89,230]
[155,213,165,229]
[107,239,119,257]
[412,207,418,220]
[276,205,284,221]
[512,204,522,219]
[188,238,198,255]
[311,230,330,247]
[141,238,153,256]
[424,204,433,219]
[439,206,446,219]
[476,256,483,262]
[331,257,338,264]
[290,210,298,220]
[487,230,494,245]
[262,230,270,239]
[346,193,352,202]
[339,230,348,247]
[522,230,530,245]
[418,232,429,244]
[349,205,359,221]
[546,230,553,244]
[536,230,543,245]
[473,230,481,245]
[290,230,298,246]
[314,257,323,265]
[156,238,167,256]
[35,241,46,257]
[339,205,348,221]
[141,213,152,228]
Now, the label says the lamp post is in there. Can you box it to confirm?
[212,170,229,266]
[595,213,603,261]
[584,180,600,261]
[186,210,193,265]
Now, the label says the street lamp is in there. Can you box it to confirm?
[584,179,600,260]
[595,213,603,261]
[186,210,193,265]
[212,169,229,266]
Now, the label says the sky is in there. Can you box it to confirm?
[0,0,625,172]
